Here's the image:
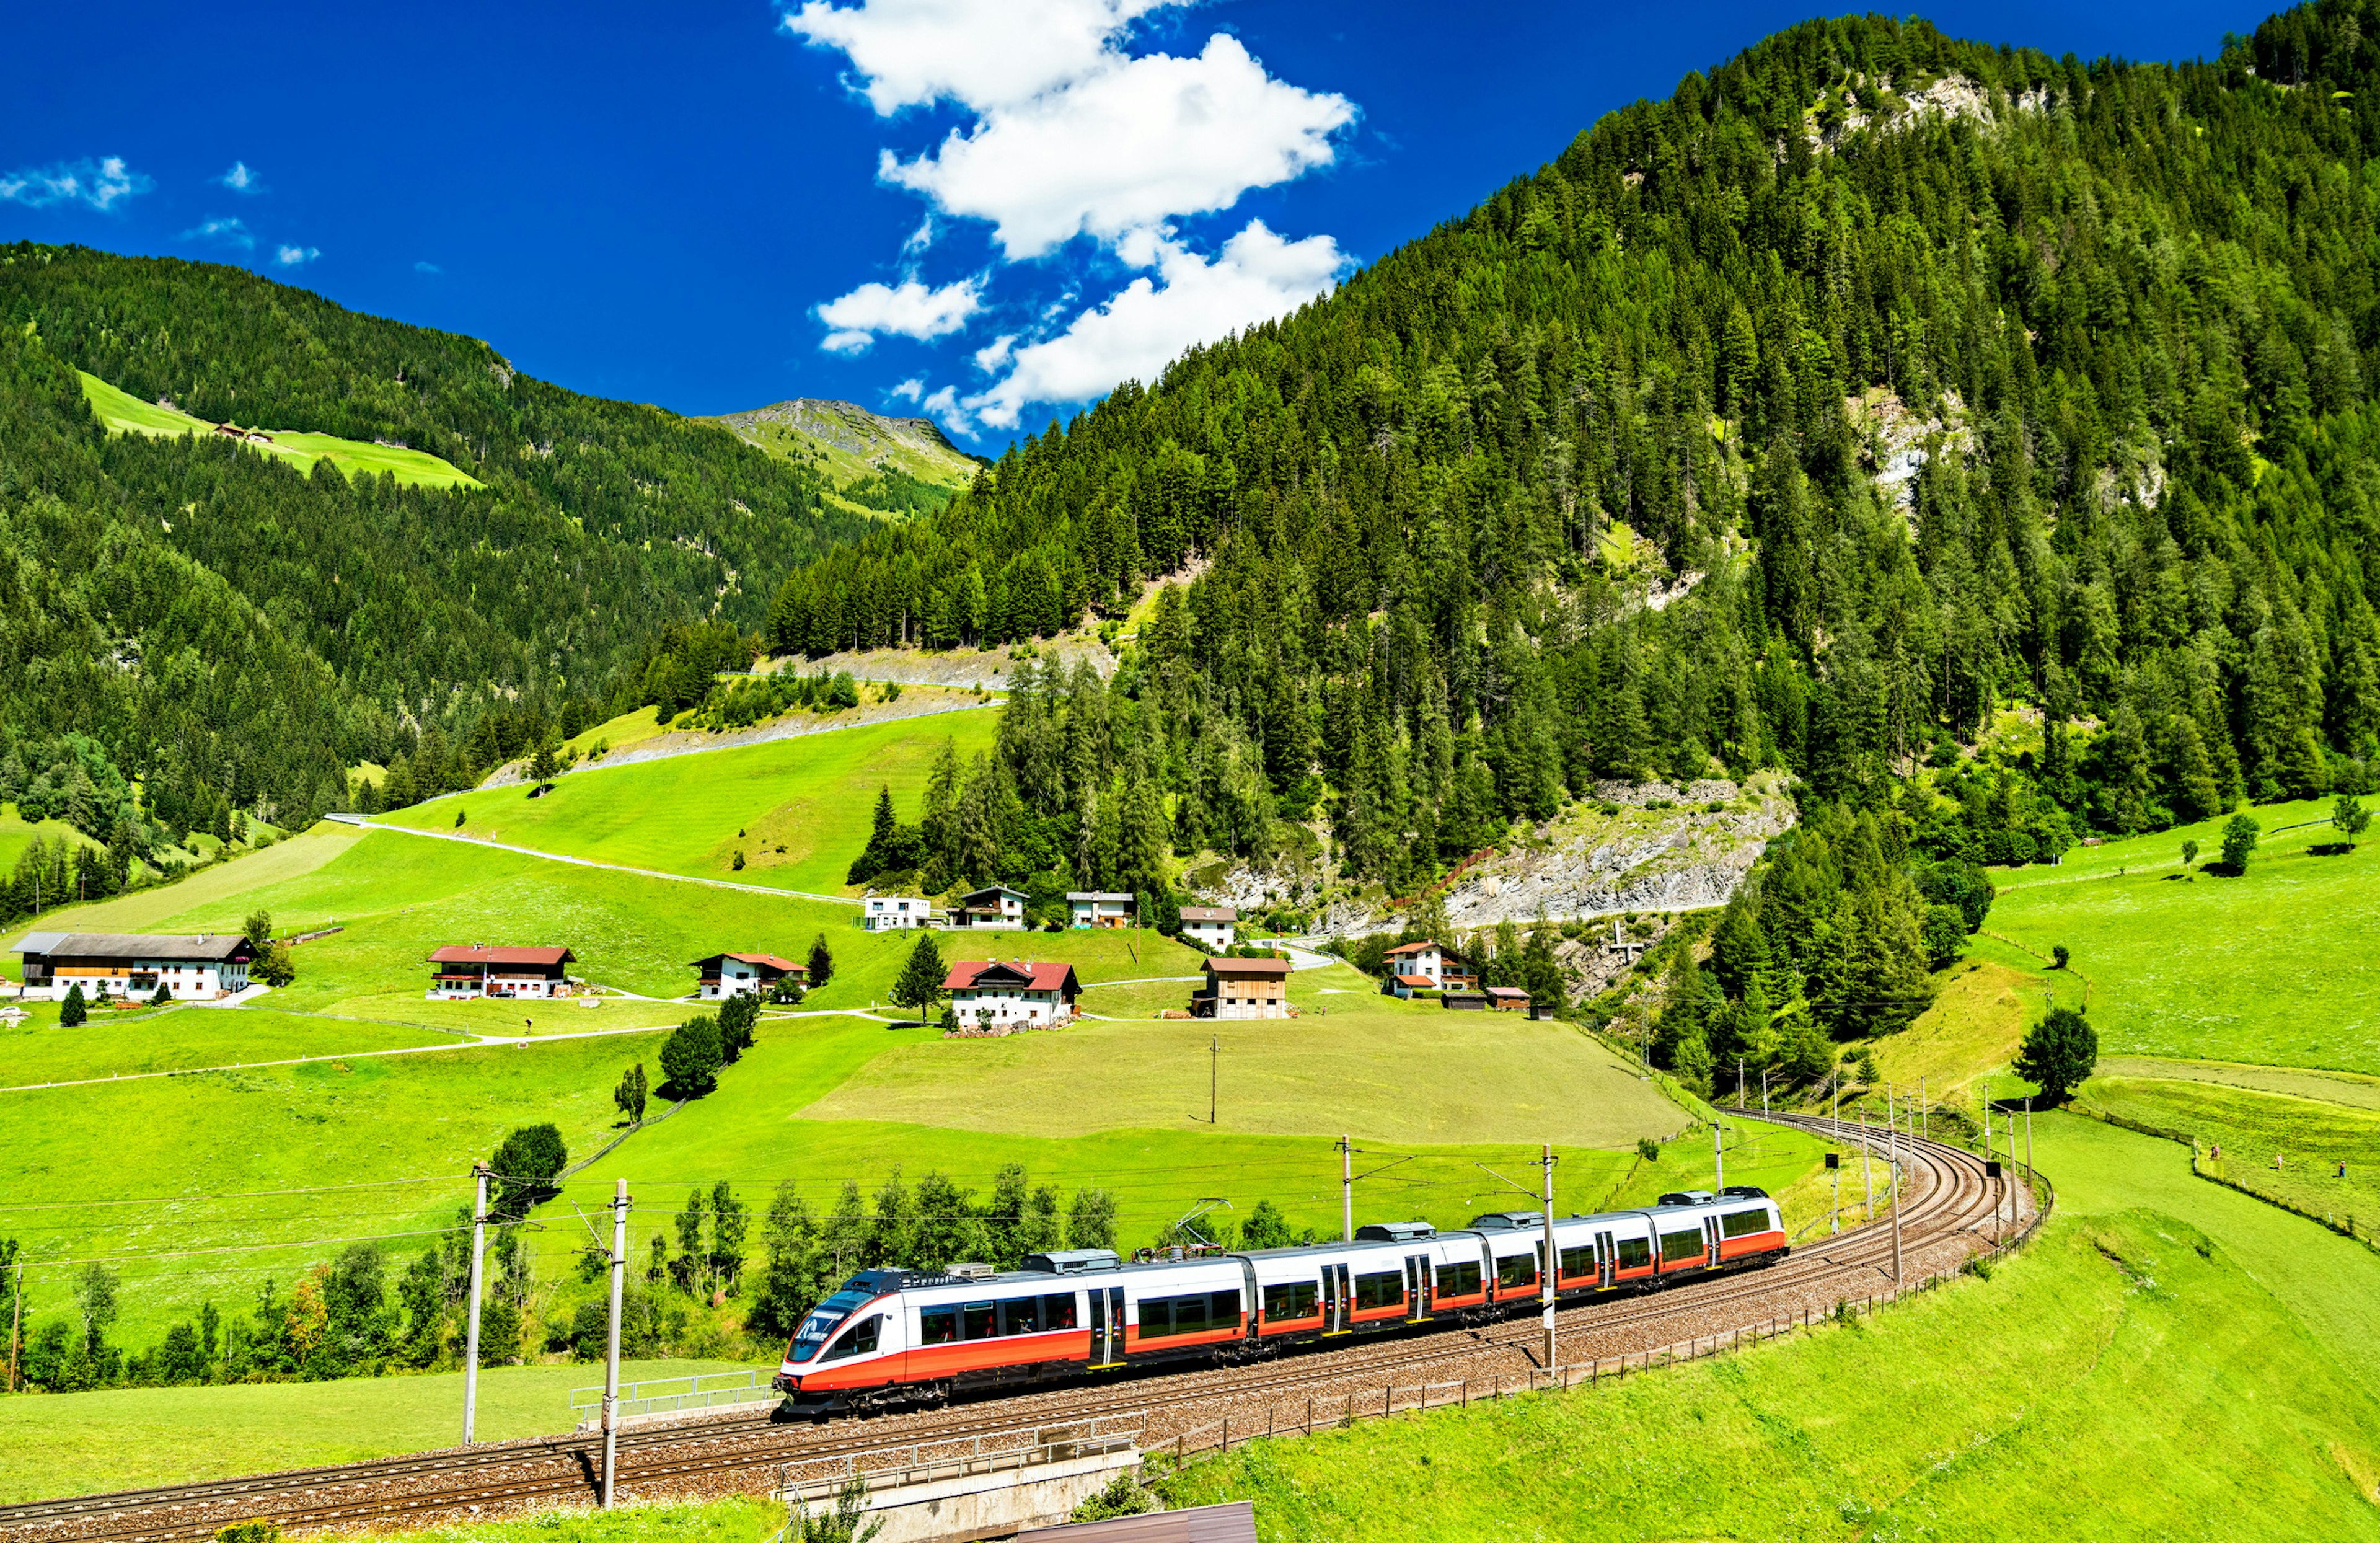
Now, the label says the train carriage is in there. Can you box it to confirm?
[772,1187,1789,1416]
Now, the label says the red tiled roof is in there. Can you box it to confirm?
[429,945,574,966]
[1485,986,1531,1001]
[1204,957,1290,978]
[943,960,1080,993]
[1384,940,1437,957]
[1393,973,1435,988]
[689,952,803,973]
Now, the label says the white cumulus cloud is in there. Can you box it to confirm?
[888,377,925,402]
[964,219,1342,428]
[216,161,264,193]
[183,215,254,250]
[0,156,151,213]
[275,245,321,267]
[883,33,1350,259]
[816,275,984,354]
[784,0,1179,114]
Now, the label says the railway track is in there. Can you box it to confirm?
[2,1115,2034,1541]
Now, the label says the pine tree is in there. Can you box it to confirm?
[891,933,946,1020]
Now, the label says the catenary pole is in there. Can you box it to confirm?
[8,1257,20,1393]
[1919,1076,1928,1141]
[2024,1097,2035,1218]
[602,1178,628,1508]
[1887,1085,1902,1282]
[461,1163,489,1445]
[1339,1135,1353,1243]
[1540,1143,1557,1371]
[1859,1107,1873,1220]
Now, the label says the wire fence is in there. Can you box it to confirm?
[569,1368,777,1421]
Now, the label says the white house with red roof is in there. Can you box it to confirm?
[1382,939,1475,997]
[689,952,805,1001]
[941,958,1082,1027]
[428,944,576,999]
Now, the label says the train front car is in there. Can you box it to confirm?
[773,1267,913,1415]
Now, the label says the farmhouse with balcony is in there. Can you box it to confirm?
[689,952,804,1001]
[943,959,1081,1028]
[8,931,256,1001]
[428,944,576,999]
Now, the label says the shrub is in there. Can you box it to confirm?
[659,1014,724,1097]
[1636,1136,1660,1163]
[489,1123,569,1217]
[59,983,86,1027]
[2014,1006,2098,1103]
[2221,813,2262,873]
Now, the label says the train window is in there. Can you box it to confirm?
[1263,1281,1319,1320]
[1494,1253,1538,1290]
[1558,1244,1595,1277]
[1434,1260,1481,1297]
[1212,1289,1241,1325]
[1041,1293,1080,1330]
[1353,1270,1403,1310]
[962,1301,997,1340]
[1721,1208,1771,1239]
[821,1314,881,1361]
[1659,1229,1705,1264]
[790,1286,873,1361]
[1613,1237,1652,1270]
[1139,1289,1240,1338]
[919,1308,959,1345]
[1000,1296,1041,1336]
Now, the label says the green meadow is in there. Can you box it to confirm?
[383,707,1000,895]
[78,369,483,489]
[0,1358,756,1505]
[1163,1115,2380,1541]
[2077,1073,2380,1232]
[1988,797,2380,1075]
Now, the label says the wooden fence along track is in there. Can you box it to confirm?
[0,1115,2043,1542]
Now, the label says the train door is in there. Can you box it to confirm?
[1405,1253,1432,1321]
[1596,1231,1615,1288]
[1323,1263,1351,1333]
[1088,1285,1124,1368]
[1704,1215,1722,1268]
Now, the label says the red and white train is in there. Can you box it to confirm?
[772,1187,1787,1415]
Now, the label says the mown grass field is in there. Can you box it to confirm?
[79,369,483,489]
[384,709,999,895]
[1163,1114,2380,1540]
[1989,797,2380,1074]
[2077,1074,2380,1233]
[0,1358,754,1505]
[2,1006,457,1085]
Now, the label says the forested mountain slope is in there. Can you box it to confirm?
[0,247,875,878]
[712,397,982,519]
[762,2,2380,1071]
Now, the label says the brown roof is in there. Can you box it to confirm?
[1393,973,1435,988]
[1485,985,1531,1001]
[428,945,575,966]
[11,932,255,963]
[1178,906,1237,922]
[1203,957,1290,979]
[943,959,1080,993]
[1384,939,1439,957]
[1020,1500,1256,1541]
[690,952,803,975]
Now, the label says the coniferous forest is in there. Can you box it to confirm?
[10,5,2380,1082]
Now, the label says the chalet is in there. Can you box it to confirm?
[942,959,1081,1027]
[1382,939,1475,993]
[950,885,1028,930]
[7,931,255,1001]
[1067,891,1134,929]
[863,895,932,932]
[1484,986,1533,1014]
[1178,905,1238,951]
[1192,956,1291,1020]
[428,944,575,1000]
[1385,972,1436,999]
[689,952,804,1001]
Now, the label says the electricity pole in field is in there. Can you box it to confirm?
[461,1163,489,1445]
[1210,1035,1219,1125]
[1713,1121,1726,1193]
[1339,1134,1353,1242]
[602,1178,629,1508]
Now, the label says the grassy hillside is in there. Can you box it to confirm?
[79,369,482,489]
[1163,1115,2380,1540]
[384,708,1000,895]
[1988,798,2380,1076]
[709,399,977,520]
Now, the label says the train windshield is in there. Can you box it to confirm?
[790,1288,875,1361]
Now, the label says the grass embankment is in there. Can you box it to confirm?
[0,1359,757,1505]
[1161,1115,2380,1539]
[2077,1072,2380,1235]
[385,710,999,895]
[1989,797,2380,1074]
[79,370,482,489]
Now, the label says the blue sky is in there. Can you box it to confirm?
[3,0,2254,451]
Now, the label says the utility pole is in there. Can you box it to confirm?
[1210,1035,1219,1126]
[1737,1059,1745,1111]
[1761,1067,1770,1114]
[1539,1143,1558,1372]
[1830,1150,1841,1236]
[1339,1134,1353,1243]
[2024,1097,2035,1211]
[7,1257,20,1393]
[1886,1085,1902,1282]
[1859,1107,1873,1221]
[1713,1121,1725,1193]
[601,1178,628,1509]
[1919,1076,1928,1141]
[461,1163,489,1445]
[1833,1080,1841,1143]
